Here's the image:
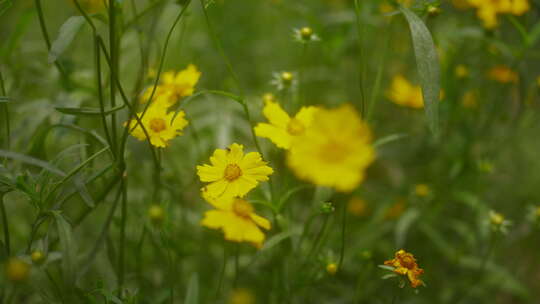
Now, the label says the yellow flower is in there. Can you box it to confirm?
[386,75,424,109]
[384,249,424,288]
[5,258,30,283]
[347,197,369,217]
[326,263,338,275]
[197,143,273,198]
[462,91,479,109]
[286,104,376,192]
[488,65,518,83]
[468,0,530,29]
[254,99,318,150]
[490,210,505,225]
[31,251,45,265]
[229,288,255,304]
[148,205,165,224]
[140,64,201,107]
[455,64,469,78]
[414,184,430,197]
[125,104,188,148]
[201,191,271,248]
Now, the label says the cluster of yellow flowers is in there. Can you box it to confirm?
[255,95,376,192]
[197,143,274,248]
[454,0,530,28]
[125,64,201,148]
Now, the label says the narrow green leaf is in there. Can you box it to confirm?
[400,7,441,138]
[52,211,77,285]
[55,104,126,116]
[0,150,66,176]
[374,133,409,148]
[184,273,199,304]
[48,16,86,64]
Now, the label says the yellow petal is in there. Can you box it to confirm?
[197,165,224,182]
[254,123,292,149]
[250,214,271,230]
[205,179,229,197]
[227,143,244,163]
[262,100,290,129]
[294,106,318,127]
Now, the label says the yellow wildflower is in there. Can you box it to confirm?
[488,65,518,83]
[148,205,165,224]
[254,99,318,150]
[384,249,425,288]
[326,263,338,275]
[347,197,369,217]
[125,104,188,148]
[5,258,30,283]
[201,191,271,248]
[462,91,478,109]
[197,143,273,198]
[229,288,255,304]
[468,0,530,29]
[31,251,45,265]
[140,64,201,107]
[414,184,430,197]
[387,75,424,109]
[286,104,376,192]
[455,64,469,78]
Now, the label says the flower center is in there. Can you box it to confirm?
[319,140,349,163]
[232,199,253,218]
[149,118,167,133]
[287,118,305,136]
[224,164,242,181]
[399,255,416,270]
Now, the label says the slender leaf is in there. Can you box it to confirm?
[184,273,199,304]
[48,16,86,64]
[400,7,441,138]
[55,104,126,116]
[0,150,66,176]
[52,211,77,285]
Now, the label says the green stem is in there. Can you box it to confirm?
[94,34,114,154]
[337,200,347,270]
[354,0,366,118]
[0,193,10,256]
[214,245,227,301]
[109,0,119,154]
[0,69,9,152]
[118,176,128,294]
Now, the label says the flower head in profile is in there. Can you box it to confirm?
[197,143,273,198]
[383,249,425,288]
[200,190,271,248]
[489,210,512,233]
[286,104,376,192]
[125,104,188,148]
[386,75,424,109]
[140,64,201,107]
[488,65,518,83]
[254,97,318,150]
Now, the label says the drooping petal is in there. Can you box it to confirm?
[263,100,290,129]
[250,214,271,230]
[254,123,292,149]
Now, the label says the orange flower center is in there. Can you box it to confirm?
[232,199,253,218]
[398,254,416,269]
[224,164,242,181]
[287,118,305,136]
[149,118,167,133]
[319,140,349,163]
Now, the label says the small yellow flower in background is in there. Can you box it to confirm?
[31,251,45,265]
[385,199,406,219]
[286,104,376,192]
[125,104,188,148]
[468,0,530,29]
[229,288,255,304]
[462,91,479,109]
[383,249,425,288]
[254,98,318,150]
[489,210,511,233]
[455,64,469,78]
[197,143,273,198]
[140,64,201,107]
[148,205,165,224]
[387,75,424,109]
[326,262,338,275]
[201,191,271,248]
[414,184,430,197]
[347,197,369,217]
[488,65,519,83]
[5,257,30,283]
